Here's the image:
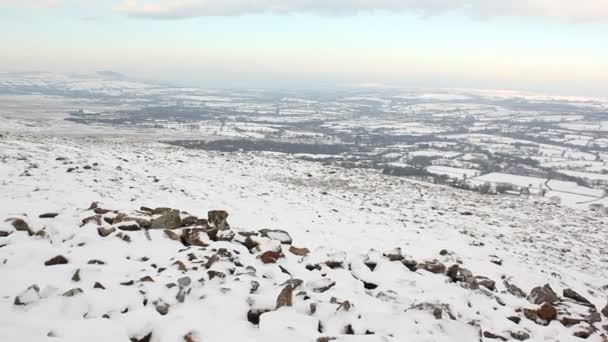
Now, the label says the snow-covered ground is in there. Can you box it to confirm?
[1,128,608,342]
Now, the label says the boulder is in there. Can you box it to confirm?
[150,210,181,229]
[537,302,557,321]
[528,284,559,305]
[259,229,292,245]
[418,260,446,274]
[208,210,229,230]
[475,276,496,291]
[181,229,209,247]
[504,281,526,298]
[563,288,593,306]
[260,251,282,264]
[7,218,33,235]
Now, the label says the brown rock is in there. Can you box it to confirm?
[276,284,293,309]
[117,223,140,231]
[93,208,112,215]
[537,302,557,322]
[45,255,68,266]
[7,218,33,235]
[289,246,310,256]
[181,216,199,227]
[260,251,282,264]
[172,260,187,271]
[97,226,116,237]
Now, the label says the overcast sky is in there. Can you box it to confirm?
[1,0,607,95]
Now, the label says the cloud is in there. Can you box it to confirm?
[0,0,62,6]
[118,0,608,22]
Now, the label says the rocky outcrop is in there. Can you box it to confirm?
[150,210,181,229]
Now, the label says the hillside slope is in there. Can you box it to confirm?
[1,132,607,341]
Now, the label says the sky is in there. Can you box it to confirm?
[1,0,607,96]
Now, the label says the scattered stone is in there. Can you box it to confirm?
[439,249,449,256]
[259,229,292,244]
[150,210,181,229]
[94,282,106,290]
[383,248,404,261]
[247,309,269,325]
[417,260,446,274]
[87,259,105,265]
[155,302,169,316]
[483,331,507,341]
[173,260,187,271]
[163,229,181,241]
[289,246,310,256]
[7,218,32,235]
[207,228,235,242]
[309,278,336,293]
[139,276,154,282]
[0,230,11,237]
[207,270,225,280]
[93,208,112,215]
[151,207,171,215]
[121,280,135,286]
[509,331,530,341]
[45,255,68,266]
[14,284,40,305]
[507,316,521,324]
[181,216,199,227]
[447,264,478,289]
[537,302,557,322]
[602,301,608,318]
[177,276,191,288]
[528,284,559,305]
[504,281,526,298]
[87,202,99,210]
[475,276,496,291]
[276,284,293,309]
[260,251,282,264]
[117,223,140,231]
[98,226,116,237]
[39,213,58,219]
[563,288,593,306]
[62,288,84,297]
[130,332,152,342]
[402,257,418,271]
[82,215,102,227]
[181,229,209,247]
[72,269,81,282]
[407,302,456,320]
[208,210,229,230]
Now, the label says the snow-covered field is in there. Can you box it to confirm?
[1,128,608,342]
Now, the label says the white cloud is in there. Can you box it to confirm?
[117,0,608,22]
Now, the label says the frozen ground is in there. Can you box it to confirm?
[1,128,608,342]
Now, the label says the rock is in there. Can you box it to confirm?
[181,229,209,247]
[207,270,225,280]
[177,276,191,288]
[39,213,58,219]
[82,215,102,226]
[528,284,559,305]
[447,264,478,289]
[507,316,521,324]
[94,282,106,289]
[475,276,496,291]
[208,210,229,230]
[180,216,198,227]
[407,302,456,320]
[510,331,530,341]
[309,278,336,293]
[151,207,172,215]
[98,227,116,237]
[208,228,234,242]
[537,302,557,321]
[276,284,293,309]
[0,230,11,237]
[72,269,81,282]
[602,301,608,318]
[45,255,68,266]
[383,248,404,261]
[88,259,105,265]
[504,281,526,298]
[247,309,270,325]
[139,276,154,282]
[289,246,310,256]
[7,218,32,235]
[260,229,292,245]
[87,202,99,210]
[417,260,446,274]
[93,208,112,215]
[573,326,594,339]
[260,251,282,264]
[523,308,539,322]
[150,210,181,229]
[164,229,181,241]
[563,288,593,306]
[402,257,418,271]
[14,284,40,305]
[117,223,140,231]
[483,331,507,341]
[130,332,152,342]
[62,288,84,297]
[173,260,187,271]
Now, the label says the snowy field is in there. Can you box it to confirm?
[1,128,608,342]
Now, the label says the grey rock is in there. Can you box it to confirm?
[150,210,181,229]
